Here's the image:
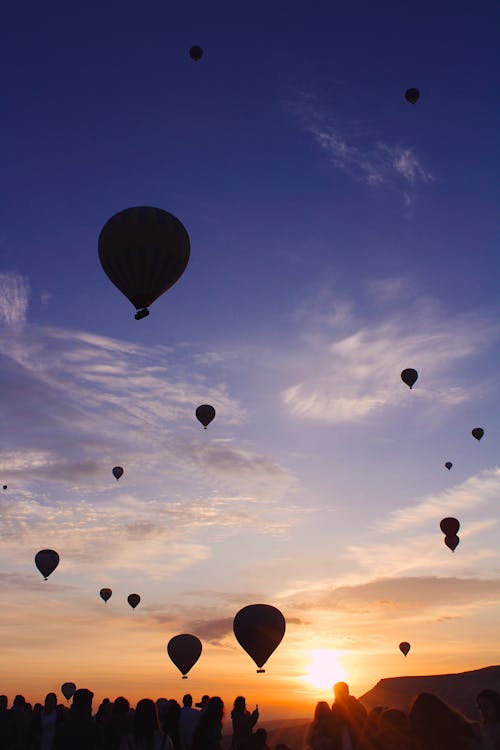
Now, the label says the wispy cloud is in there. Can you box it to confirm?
[0,271,30,328]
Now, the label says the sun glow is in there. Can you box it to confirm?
[303,649,347,689]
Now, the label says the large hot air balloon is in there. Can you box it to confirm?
[196,404,216,429]
[405,88,420,104]
[35,549,60,580]
[440,517,460,536]
[472,427,484,441]
[233,604,286,673]
[167,634,202,678]
[401,368,418,389]
[189,46,203,61]
[61,682,76,701]
[98,207,190,320]
[445,462,453,470]
[100,588,112,603]
[112,466,123,481]
[444,535,460,552]
[127,593,141,609]
[399,641,411,657]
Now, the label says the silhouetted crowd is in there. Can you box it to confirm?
[0,681,499,750]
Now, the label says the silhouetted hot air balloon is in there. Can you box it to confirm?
[444,535,460,552]
[167,634,202,678]
[127,594,141,609]
[405,88,420,104]
[189,46,203,61]
[98,207,190,319]
[401,368,418,389]
[35,549,59,580]
[399,641,411,657]
[100,588,112,603]
[112,466,124,481]
[61,682,76,701]
[2,485,6,490]
[196,404,216,429]
[233,604,286,673]
[472,427,484,441]
[445,462,453,470]
[440,517,460,536]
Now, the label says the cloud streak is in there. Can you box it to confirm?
[0,271,30,328]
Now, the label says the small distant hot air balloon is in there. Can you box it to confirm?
[445,462,453,470]
[472,427,484,441]
[444,535,460,552]
[440,517,460,536]
[98,207,190,320]
[196,404,216,429]
[35,549,60,580]
[189,46,203,61]
[401,368,418,389]
[233,604,286,673]
[399,641,411,657]
[100,588,112,603]
[167,634,202,678]
[2,485,6,490]
[405,88,420,104]
[127,593,141,609]
[61,682,76,701]
[112,466,124,481]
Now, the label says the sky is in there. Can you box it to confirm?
[1,0,499,721]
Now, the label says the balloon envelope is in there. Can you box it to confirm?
[399,641,411,657]
[189,45,203,60]
[127,593,141,609]
[35,549,60,580]
[444,535,460,552]
[61,682,76,701]
[405,88,420,104]
[472,427,484,441]
[445,462,453,470]
[233,604,286,672]
[401,368,418,389]
[100,588,112,603]
[98,207,190,318]
[112,466,124,480]
[196,404,216,429]
[167,634,202,677]
[440,517,460,536]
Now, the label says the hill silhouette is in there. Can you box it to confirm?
[360,664,500,719]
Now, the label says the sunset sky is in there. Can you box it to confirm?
[1,0,499,721]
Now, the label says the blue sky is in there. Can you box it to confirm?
[1,0,499,717]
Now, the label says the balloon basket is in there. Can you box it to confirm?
[135,308,150,320]
[256,669,265,673]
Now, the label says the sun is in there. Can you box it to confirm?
[303,649,347,690]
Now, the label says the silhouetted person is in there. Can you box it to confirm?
[120,698,172,750]
[178,694,199,750]
[11,694,31,750]
[477,689,500,749]
[306,701,337,750]
[192,697,224,750]
[53,688,100,750]
[0,695,16,750]
[163,700,181,748]
[376,708,415,750]
[30,692,62,750]
[102,697,131,750]
[194,696,209,714]
[331,682,367,750]
[410,692,482,750]
[250,728,269,750]
[230,696,259,750]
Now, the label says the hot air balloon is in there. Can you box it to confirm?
[399,641,411,657]
[440,517,460,536]
[405,88,420,104]
[196,404,216,429]
[127,593,141,609]
[112,466,123,480]
[189,46,203,61]
[35,549,60,580]
[233,604,286,673]
[401,368,418,389]
[472,427,484,441]
[2,485,7,490]
[444,535,460,552]
[98,207,190,320]
[100,588,112,603]
[445,462,453,470]
[167,634,202,678]
[61,682,76,701]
